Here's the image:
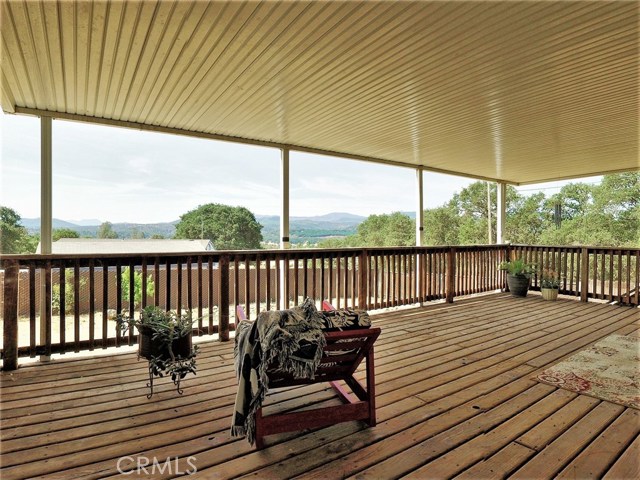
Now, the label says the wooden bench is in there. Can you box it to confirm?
[235,302,381,449]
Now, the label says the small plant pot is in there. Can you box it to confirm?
[541,287,559,301]
[138,326,192,361]
[506,274,531,297]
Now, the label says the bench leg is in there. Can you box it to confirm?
[366,345,376,427]
[255,407,265,450]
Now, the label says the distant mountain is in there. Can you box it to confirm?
[67,218,103,226]
[21,218,178,239]
[21,218,82,230]
[256,213,365,244]
[22,213,368,245]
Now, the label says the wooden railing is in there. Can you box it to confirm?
[511,245,639,305]
[1,244,637,370]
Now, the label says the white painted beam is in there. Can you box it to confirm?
[416,168,424,247]
[280,148,290,307]
[497,181,507,243]
[40,116,52,361]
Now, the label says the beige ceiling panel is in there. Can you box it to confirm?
[0,0,637,184]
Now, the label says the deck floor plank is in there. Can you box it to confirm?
[0,293,638,480]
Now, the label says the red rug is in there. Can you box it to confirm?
[536,334,640,409]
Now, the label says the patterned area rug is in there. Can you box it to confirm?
[536,334,640,409]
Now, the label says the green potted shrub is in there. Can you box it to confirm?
[117,306,199,398]
[540,268,561,301]
[499,258,536,297]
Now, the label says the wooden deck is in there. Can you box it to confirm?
[1,293,639,479]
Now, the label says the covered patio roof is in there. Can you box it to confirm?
[1,0,638,184]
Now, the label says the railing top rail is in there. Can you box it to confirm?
[0,244,513,263]
[511,244,640,253]
[2,244,637,267]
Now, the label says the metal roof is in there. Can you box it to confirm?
[36,239,213,254]
[1,0,638,184]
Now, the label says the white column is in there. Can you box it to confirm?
[416,168,424,305]
[280,148,290,307]
[487,182,492,244]
[40,116,53,361]
[280,148,290,249]
[497,181,507,244]
[416,168,424,247]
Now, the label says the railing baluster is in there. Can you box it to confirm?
[89,260,95,350]
[141,259,148,310]
[617,251,622,304]
[176,259,183,315]
[29,264,36,357]
[208,257,214,333]
[2,260,19,370]
[187,256,193,316]
[266,257,271,310]
[293,253,299,305]
[218,255,230,341]
[74,260,81,351]
[197,256,203,334]
[256,254,261,316]
[44,261,52,356]
[60,264,66,350]
[244,257,250,319]
[164,259,171,312]
[128,260,135,346]
[276,254,281,310]
[102,260,108,349]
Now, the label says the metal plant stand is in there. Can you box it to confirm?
[145,362,184,399]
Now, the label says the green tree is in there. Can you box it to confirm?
[420,174,638,248]
[505,192,548,244]
[121,267,155,309]
[175,203,263,250]
[97,221,118,239]
[0,206,38,253]
[53,228,80,241]
[130,228,145,239]
[423,205,460,245]
[319,212,414,248]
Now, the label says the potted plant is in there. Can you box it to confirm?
[499,258,536,297]
[117,306,199,398]
[540,268,561,301]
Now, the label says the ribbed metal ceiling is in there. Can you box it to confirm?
[1,0,638,184]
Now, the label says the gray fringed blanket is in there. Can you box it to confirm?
[231,298,326,444]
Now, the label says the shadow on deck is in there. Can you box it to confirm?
[1,293,639,479]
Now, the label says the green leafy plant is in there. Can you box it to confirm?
[540,268,561,289]
[121,267,155,309]
[116,306,199,395]
[499,258,536,277]
[52,270,87,314]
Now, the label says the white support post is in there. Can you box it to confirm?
[40,116,53,361]
[280,148,290,307]
[497,181,507,244]
[416,168,424,305]
[416,168,424,247]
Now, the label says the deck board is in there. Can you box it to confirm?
[1,293,638,479]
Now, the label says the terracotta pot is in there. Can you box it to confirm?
[506,274,531,297]
[541,287,559,301]
[138,326,192,361]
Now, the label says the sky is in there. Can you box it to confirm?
[0,112,601,224]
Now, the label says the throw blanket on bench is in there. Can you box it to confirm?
[231,298,326,444]
[322,308,371,331]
